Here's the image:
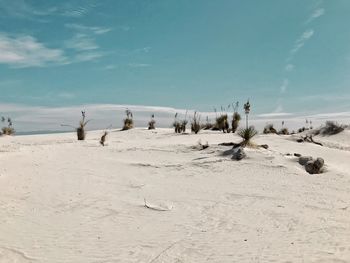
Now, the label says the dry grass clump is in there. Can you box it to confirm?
[1,117,15,135]
[191,111,201,134]
[148,114,156,130]
[314,121,346,136]
[263,124,277,134]
[77,111,89,140]
[181,120,188,133]
[173,112,188,133]
[122,109,134,130]
[238,126,258,147]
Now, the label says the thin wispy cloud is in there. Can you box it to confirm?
[285,64,294,72]
[65,24,112,35]
[73,51,104,62]
[0,1,99,21]
[64,22,111,62]
[133,47,152,53]
[289,29,314,59]
[65,33,98,51]
[306,8,325,24]
[0,1,57,21]
[0,33,66,68]
[128,63,151,68]
[280,79,289,94]
[62,1,97,18]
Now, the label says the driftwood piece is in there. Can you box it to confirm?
[219,142,241,147]
[144,198,172,212]
[297,135,323,146]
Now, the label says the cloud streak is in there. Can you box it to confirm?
[288,29,314,60]
[0,33,66,68]
[306,8,325,24]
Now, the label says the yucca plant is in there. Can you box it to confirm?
[1,116,15,135]
[243,100,251,129]
[238,126,258,147]
[191,111,201,134]
[122,109,134,130]
[77,111,89,140]
[148,114,156,130]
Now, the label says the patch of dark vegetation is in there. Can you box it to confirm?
[1,116,15,135]
[313,121,346,136]
[122,109,134,130]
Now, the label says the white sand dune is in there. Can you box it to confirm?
[1,128,350,262]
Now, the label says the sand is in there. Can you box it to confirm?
[0,128,350,263]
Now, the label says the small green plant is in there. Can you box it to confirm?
[122,109,134,130]
[191,111,201,134]
[77,111,89,140]
[238,126,258,147]
[1,116,15,135]
[231,101,241,133]
[148,114,156,130]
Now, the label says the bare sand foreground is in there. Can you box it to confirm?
[0,128,350,263]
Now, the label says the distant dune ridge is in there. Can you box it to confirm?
[0,128,350,262]
[1,103,350,134]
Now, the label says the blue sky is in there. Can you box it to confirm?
[0,0,350,131]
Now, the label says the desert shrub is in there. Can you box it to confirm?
[314,121,345,136]
[215,114,229,133]
[191,112,201,134]
[1,117,15,135]
[173,112,188,133]
[278,128,289,135]
[231,112,241,133]
[148,114,156,130]
[122,109,134,130]
[238,126,258,146]
[298,127,307,133]
[77,111,89,140]
[263,124,277,134]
